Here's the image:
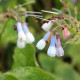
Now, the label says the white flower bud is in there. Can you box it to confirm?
[36,39,46,50]
[22,23,35,43]
[36,32,50,50]
[47,46,56,57]
[42,21,53,31]
[26,32,35,43]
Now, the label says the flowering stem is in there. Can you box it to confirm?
[51,26,59,32]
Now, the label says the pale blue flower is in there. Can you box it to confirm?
[36,32,50,50]
[47,35,56,57]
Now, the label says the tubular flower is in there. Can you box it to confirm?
[47,35,56,57]
[22,23,35,43]
[42,21,53,31]
[17,22,26,41]
[36,32,50,50]
[56,38,64,57]
[63,27,70,40]
[17,22,26,48]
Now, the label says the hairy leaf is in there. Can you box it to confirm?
[4,67,56,80]
[12,44,36,68]
[38,53,80,80]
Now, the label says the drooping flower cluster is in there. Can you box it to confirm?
[36,0,80,57]
[16,22,35,48]
[36,19,71,57]
[36,31,64,57]
[4,0,79,57]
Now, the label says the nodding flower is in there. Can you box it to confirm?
[17,39,25,48]
[47,35,56,57]
[42,21,53,32]
[36,32,50,50]
[56,38,64,57]
[63,27,70,40]
[22,22,35,43]
[17,22,26,41]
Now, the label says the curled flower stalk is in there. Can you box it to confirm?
[0,1,42,48]
[36,0,80,57]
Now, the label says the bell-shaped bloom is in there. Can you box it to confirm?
[63,27,70,40]
[17,22,26,41]
[22,23,35,43]
[42,21,53,31]
[17,39,25,48]
[47,35,56,57]
[56,39,64,57]
[36,32,50,50]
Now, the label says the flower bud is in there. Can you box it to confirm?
[63,27,70,40]
[56,38,64,57]
[42,21,53,31]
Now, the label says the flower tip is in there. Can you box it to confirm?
[17,39,25,48]
[42,21,53,31]
[18,32,26,41]
[56,47,64,57]
[26,32,35,43]
[36,39,46,50]
[47,46,56,57]
[42,23,48,31]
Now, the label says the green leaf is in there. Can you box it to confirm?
[70,34,80,45]
[38,53,62,73]
[54,64,80,80]
[0,0,17,11]
[38,53,80,80]
[25,0,35,3]
[4,75,17,80]
[6,0,17,9]
[12,44,36,68]
[66,44,80,71]
[16,0,35,5]
[4,67,56,80]
[67,44,80,63]
[0,72,5,80]
[72,39,80,45]
[1,19,17,45]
